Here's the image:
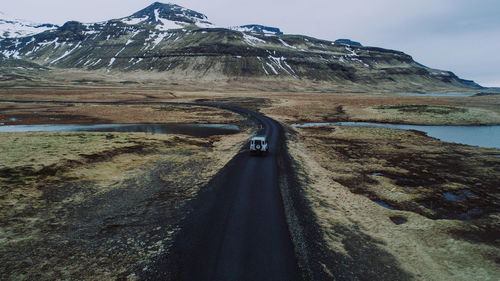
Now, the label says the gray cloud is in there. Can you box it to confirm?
[2,0,499,86]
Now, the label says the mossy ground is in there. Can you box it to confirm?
[0,98,251,280]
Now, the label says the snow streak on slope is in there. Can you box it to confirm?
[50,42,81,64]
[154,8,184,30]
[243,33,266,47]
[278,38,296,49]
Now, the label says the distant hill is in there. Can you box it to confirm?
[0,11,58,39]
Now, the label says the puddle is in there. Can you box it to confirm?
[374,201,396,210]
[370,172,414,188]
[370,172,415,188]
[419,196,486,220]
[442,190,475,202]
[7,117,22,121]
[292,122,500,149]
[393,177,414,188]
[0,123,240,138]
[389,216,407,225]
[458,208,484,220]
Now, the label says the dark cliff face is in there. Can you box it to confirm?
[335,39,362,47]
[0,2,482,91]
[60,21,86,32]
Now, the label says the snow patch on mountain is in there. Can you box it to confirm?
[126,30,141,45]
[154,10,185,30]
[50,42,81,64]
[278,38,296,49]
[266,62,278,75]
[151,32,173,49]
[122,16,149,25]
[0,11,58,39]
[122,2,215,31]
[268,56,297,78]
[230,25,282,35]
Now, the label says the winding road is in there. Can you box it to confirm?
[150,106,302,280]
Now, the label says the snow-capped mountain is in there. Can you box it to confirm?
[120,2,214,30]
[0,11,58,39]
[0,2,482,91]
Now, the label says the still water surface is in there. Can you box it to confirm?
[0,123,240,138]
[292,122,500,149]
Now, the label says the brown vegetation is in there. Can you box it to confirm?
[265,93,500,280]
[263,92,500,125]
[0,101,251,280]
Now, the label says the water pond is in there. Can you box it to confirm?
[374,201,397,210]
[0,123,240,138]
[292,122,500,149]
[442,190,476,202]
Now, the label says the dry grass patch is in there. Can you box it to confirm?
[362,104,500,125]
[288,125,500,280]
[0,130,250,280]
[263,93,500,125]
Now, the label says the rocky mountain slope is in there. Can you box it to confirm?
[0,2,482,91]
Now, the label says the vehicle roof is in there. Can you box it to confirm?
[251,136,267,141]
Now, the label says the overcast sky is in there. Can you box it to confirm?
[2,0,499,87]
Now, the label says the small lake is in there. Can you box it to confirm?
[292,122,500,149]
[0,124,240,138]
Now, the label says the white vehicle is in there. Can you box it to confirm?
[250,136,269,156]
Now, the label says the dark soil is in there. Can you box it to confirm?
[0,154,213,280]
[376,104,467,115]
[194,97,272,113]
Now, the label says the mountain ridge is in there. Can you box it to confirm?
[0,11,58,39]
[0,2,483,91]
